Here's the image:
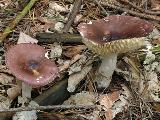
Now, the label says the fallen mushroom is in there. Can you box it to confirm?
[5,43,59,87]
[78,15,153,87]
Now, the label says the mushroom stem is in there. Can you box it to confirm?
[22,82,32,99]
[96,53,117,88]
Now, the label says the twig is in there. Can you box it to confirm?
[120,0,160,15]
[101,2,160,21]
[0,105,96,113]
[93,0,109,16]
[36,33,82,44]
[0,0,39,42]
[62,0,82,33]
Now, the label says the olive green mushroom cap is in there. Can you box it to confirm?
[78,15,153,56]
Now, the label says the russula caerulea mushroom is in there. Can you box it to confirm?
[5,43,59,87]
[78,15,153,87]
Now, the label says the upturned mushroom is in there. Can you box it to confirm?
[5,43,59,87]
[78,15,153,87]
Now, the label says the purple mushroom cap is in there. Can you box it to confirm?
[78,15,153,55]
[5,43,59,87]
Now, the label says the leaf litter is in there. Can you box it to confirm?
[0,0,160,120]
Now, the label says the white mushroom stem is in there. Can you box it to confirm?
[96,53,118,88]
[22,82,32,99]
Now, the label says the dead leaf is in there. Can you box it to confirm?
[30,23,45,33]
[68,54,88,75]
[37,17,55,31]
[43,23,55,31]
[0,95,11,120]
[17,32,38,44]
[49,1,69,12]
[107,91,120,104]
[63,45,86,58]
[63,91,97,105]
[0,73,14,84]
[59,54,83,72]
[152,103,160,112]
[50,43,62,58]
[67,65,92,92]
[74,14,83,24]
[0,65,12,74]
[37,17,55,24]
[59,60,71,72]
[100,91,120,110]
[105,110,113,120]
[152,37,160,45]
[7,85,21,100]
[99,91,120,120]
[68,65,81,75]
[151,0,160,10]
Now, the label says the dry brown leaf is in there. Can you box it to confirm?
[63,45,86,58]
[67,65,92,92]
[30,23,45,33]
[0,73,14,84]
[0,65,12,74]
[63,91,97,105]
[105,110,113,120]
[100,91,120,120]
[17,32,38,44]
[74,14,83,24]
[37,17,55,31]
[152,103,160,112]
[151,0,160,10]
[87,70,96,93]
[107,91,120,104]
[152,37,160,45]
[100,91,120,109]
[59,60,71,72]
[100,95,113,109]
[59,54,83,72]
[7,85,21,100]
[43,23,55,31]
[37,17,55,24]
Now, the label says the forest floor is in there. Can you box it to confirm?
[0,0,160,120]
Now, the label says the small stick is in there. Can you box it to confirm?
[0,105,96,113]
[101,2,160,21]
[93,0,109,16]
[36,33,82,44]
[62,0,82,33]
[0,0,39,42]
[120,0,160,15]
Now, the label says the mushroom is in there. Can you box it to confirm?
[78,15,153,87]
[5,43,59,87]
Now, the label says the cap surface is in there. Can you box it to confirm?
[78,15,153,55]
[5,43,59,87]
